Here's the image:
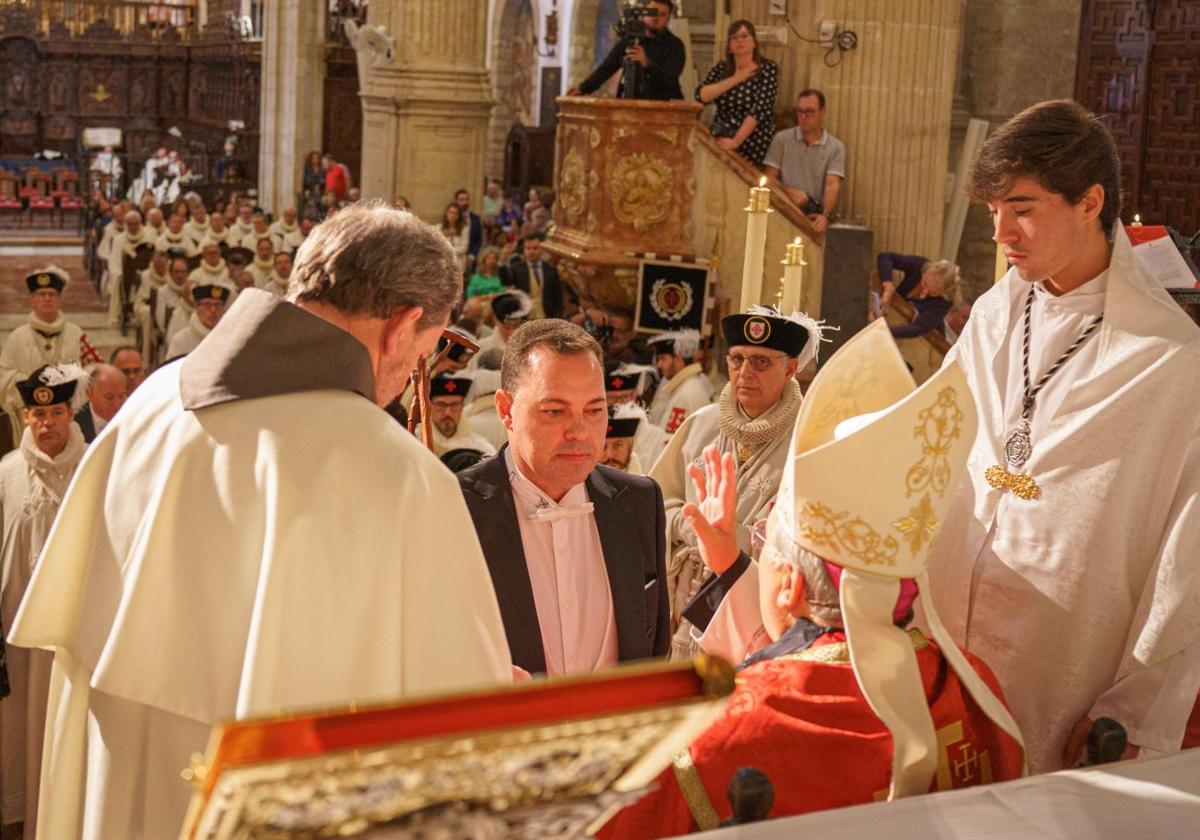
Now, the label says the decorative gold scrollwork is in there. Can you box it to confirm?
[607,154,673,232]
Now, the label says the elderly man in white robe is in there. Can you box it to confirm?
[105,209,156,327]
[0,364,88,837]
[646,328,714,434]
[0,268,100,444]
[166,282,234,360]
[923,99,1200,773]
[270,206,302,251]
[8,203,513,839]
[649,306,823,659]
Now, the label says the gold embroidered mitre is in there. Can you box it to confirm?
[762,319,1027,799]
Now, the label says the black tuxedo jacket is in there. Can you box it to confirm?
[75,404,97,443]
[506,259,565,319]
[457,447,670,675]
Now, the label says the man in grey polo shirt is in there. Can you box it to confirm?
[764,88,846,233]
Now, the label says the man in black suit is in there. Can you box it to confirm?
[74,363,127,443]
[458,319,669,677]
[504,234,565,319]
[454,188,484,272]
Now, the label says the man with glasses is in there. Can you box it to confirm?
[568,0,684,101]
[764,89,846,234]
[649,306,822,658]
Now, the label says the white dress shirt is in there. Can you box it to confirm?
[505,448,618,676]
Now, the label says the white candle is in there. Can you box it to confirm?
[739,176,772,312]
[779,237,806,314]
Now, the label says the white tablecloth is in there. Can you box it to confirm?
[696,749,1200,839]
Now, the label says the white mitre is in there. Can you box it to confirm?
[763,319,1028,799]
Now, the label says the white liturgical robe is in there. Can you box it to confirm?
[505,448,618,677]
[8,291,513,839]
[928,227,1200,773]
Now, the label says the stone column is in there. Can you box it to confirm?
[359,0,493,219]
[257,0,326,216]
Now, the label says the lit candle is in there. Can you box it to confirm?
[1132,213,1142,227]
[739,176,772,312]
[779,237,806,314]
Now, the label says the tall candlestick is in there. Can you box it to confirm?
[779,237,806,315]
[739,176,772,312]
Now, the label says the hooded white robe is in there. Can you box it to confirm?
[0,424,85,832]
[926,227,1200,773]
[8,291,513,839]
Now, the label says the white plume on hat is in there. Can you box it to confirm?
[611,401,648,422]
[37,363,91,412]
[745,305,834,370]
[647,328,701,359]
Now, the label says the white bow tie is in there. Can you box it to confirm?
[528,500,595,523]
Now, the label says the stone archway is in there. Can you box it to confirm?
[486,0,538,181]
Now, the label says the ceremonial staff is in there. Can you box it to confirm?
[406,328,480,452]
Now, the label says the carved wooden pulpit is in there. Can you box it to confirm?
[546,97,703,312]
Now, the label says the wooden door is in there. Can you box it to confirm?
[1075,0,1200,233]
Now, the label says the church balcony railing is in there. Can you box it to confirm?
[0,0,199,40]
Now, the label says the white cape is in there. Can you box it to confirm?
[9,364,513,838]
[927,227,1200,772]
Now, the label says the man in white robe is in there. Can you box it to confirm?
[258,251,292,297]
[0,268,100,445]
[0,364,88,836]
[187,239,233,289]
[244,237,277,289]
[133,247,171,364]
[423,373,496,459]
[156,212,197,257]
[269,206,302,252]
[925,100,1200,773]
[604,364,667,472]
[105,210,156,327]
[8,205,513,839]
[182,205,210,246]
[646,328,714,434]
[649,307,822,659]
[462,367,508,451]
[602,403,647,475]
[166,282,234,360]
[238,212,273,251]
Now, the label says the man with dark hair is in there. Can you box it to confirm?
[763,89,846,233]
[457,319,670,677]
[925,99,1200,774]
[455,188,484,270]
[505,232,564,319]
[8,203,512,837]
[569,0,684,101]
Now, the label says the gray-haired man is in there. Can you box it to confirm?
[9,203,513,838]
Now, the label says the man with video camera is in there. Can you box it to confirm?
[568,0,684,101]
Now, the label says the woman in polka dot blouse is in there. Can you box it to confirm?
[696,19,780,168]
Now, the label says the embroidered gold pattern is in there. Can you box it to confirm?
[906,386,964,498]
[672,749,720,830]
[797,501,900,567]
[984,465,1040,500]
[892,492,940,554]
